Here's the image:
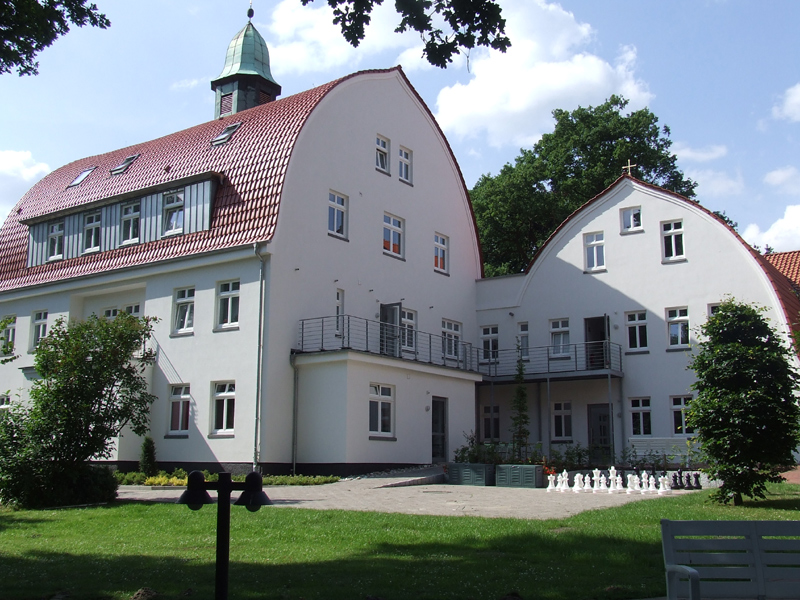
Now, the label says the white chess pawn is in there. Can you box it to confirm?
[573,473,584,492]
[546,473,556,492]
[617,475,624,491]
[600,473,608,491]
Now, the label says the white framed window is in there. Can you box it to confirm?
[212,382,236,433]
[398,147,412,183]
[552,402,572,439]
[518,322,529,359]
[708,303,721,317]
[434,233,448,273]
[121,202,140,244]
[103,307,119,319]
[124,303,141,316]
[327,192,347,238]
[217,280,240,328]
[383,213,404,258]
[483,405,499,440]
[442,319,461,359]
[163,190,184,236]
[630,398,651,436]
[401,308,416,351]
[672,396,694,435]
[621,207,642,233]
[48,221,64,260]
[173,287,195,334]
[0,395,10,411]
[666,307,689,347]
[335,289,345,335]
[584,232,605,271]
[375,136,389,172]
[169,385,191,433]
[480,325,499,362]
[83,212,101,252]
[32,310,47,348]
[626,311,648,350]
[2,316,16,356]
[369,383,394,436]
[662,220,684,261]
[550,319,570,356]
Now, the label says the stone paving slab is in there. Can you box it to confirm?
[116,466,688,520]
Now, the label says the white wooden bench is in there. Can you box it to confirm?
[661,519,800,599]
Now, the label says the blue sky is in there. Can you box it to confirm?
[2,0,799,250]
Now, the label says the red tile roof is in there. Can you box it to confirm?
[766,250,800,289]
[525,174,800,344]
[0,68,403,292]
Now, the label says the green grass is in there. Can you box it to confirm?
[1,483,799,600]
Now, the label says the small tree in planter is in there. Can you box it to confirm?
[509,347,530,462]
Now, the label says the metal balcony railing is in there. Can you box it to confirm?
[296,315,479,372]
[477,341,623,378]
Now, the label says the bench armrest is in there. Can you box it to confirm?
[665,564,700,600]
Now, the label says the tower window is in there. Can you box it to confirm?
[220,93,233,116]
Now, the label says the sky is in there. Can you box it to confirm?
[1,0,799,251]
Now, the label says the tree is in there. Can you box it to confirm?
[1,315,17,366]
[305,0,510,67]
[1,0,110,76]
[471,96,697,276]
[688,299,800,505]
[0,313,157,508]
[509,344,530,462]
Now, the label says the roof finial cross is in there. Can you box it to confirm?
[622,159,637,176]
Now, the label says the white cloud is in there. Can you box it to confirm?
[0,150,50,181]
[764,166,800,195]
[170,78,204,91]
[687,168,745,198]
[772,83,800,122]
[673,142,727,162]
[743,205,800,252]
[433,0,652,148]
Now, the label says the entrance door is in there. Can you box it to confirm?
[432,397,448,463]
[584,316,609,370]
[587,403,611,465]
[380,303,401,357]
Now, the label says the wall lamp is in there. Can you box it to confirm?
[177,471,272,600]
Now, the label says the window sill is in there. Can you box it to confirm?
[666,347,689,353]
[399,179,413,187]
[208,432,235,439]
[375,167,391,176]
[164,434,189,439]
[620,228,644,235]
[170,331,194,339]
[161,231,183,239]
[47,256,63,263]
[328,232,349,242]
[82,248,100,255]
[434,269,450,277]
[625,350,650,355]
[120,240,139,247]
[383,252,406,262]
[213,325,239,333]
[369,435,397,442]
[661,257,687,264]
[583,268,607,274]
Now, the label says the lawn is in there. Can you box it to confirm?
[1,484,799,600]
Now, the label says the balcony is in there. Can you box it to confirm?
[295,315,479,372]
[294,316,623,381]
[477,341,623,381]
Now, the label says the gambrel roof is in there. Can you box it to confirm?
[0,68,409,293]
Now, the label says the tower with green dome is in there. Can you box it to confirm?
[210,7,281,119]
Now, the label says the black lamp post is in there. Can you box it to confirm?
[177,471,272,600]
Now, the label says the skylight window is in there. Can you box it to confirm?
[110,154,139,175]
[211,122,242,146]
[68,167,96,187]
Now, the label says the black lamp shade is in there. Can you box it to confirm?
[177,470,214,510]
[233,471,273,511]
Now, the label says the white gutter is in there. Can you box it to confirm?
[252,243,267,472]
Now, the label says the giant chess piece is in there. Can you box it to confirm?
[573,473,584,493]
[685,473,694,490]
[693,473,702,489]
[626,473,636,494]
[672,473,680,489]
[546,473,556,492]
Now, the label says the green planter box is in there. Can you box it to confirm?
[447,463,496,486]
[496,464,543,488]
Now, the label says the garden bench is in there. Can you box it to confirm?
[661,519,800,599]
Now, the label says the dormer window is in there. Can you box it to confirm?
[68,167,95,187]
[211,123,241,146]
[48,221,64,260]
[110,154,139,175]
[163,190,185,236]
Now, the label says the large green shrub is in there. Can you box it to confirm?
[139,436,158,476]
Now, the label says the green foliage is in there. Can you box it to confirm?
[452,431,503,464]
[1,0,110,75]
[138,436,158,477]
[305,0,509,68]
[689,298,800,505]
[509,348,530,461]
[471,95,697,275]
[1,315,18,367]
[0,313,157,508]
[546,442,590,471]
